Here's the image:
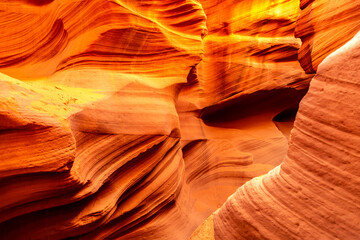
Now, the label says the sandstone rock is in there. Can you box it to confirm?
[0,1,206,239]
[181,0,311,110]
[0,0,343,239]
[213,31,360,240]
[176,2,313,232]
[296,0,360,73]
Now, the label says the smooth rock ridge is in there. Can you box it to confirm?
[213,31,360,240]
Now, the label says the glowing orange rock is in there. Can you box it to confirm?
[2,0,350,239]
[182,0,311,110]
[296,0,360,73]
[176,1,313,238]
[0,1,206,239]
[212,31,360,240]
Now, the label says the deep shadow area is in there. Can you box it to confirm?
[24,0,54,6]
[201,88,308,125]
[272,107,298,122]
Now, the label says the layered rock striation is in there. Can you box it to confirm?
[0,1,207,239]
[212,30,360,240]
[2,0,356,239]
[296,0,360,73]
[191,1,360,239]
[177,1,312,228]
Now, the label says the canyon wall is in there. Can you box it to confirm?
[211,29,360,240]
[296,0,360,73]
[0,0,358,239]
[191,0,360,239]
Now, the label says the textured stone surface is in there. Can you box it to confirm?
[296,0,360,73]
[176,0,312,233]
[0,1,206,239]
[182,0,311,110]
[212,31,360,240]
[4,0,357,239]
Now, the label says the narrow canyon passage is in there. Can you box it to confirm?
[0,0,359,240]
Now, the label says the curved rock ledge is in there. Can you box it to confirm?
[296,0,360,73]
[213,31,360,240]
[3,0,356,239]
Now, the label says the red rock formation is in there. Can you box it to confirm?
[296,0,360,73]
[211,29,360,240]
[177,1,312,230]
[182,0,311,109]
[0,1,207,239]
[190,1,360,238]
[0,0,206,83]
[5,0,357,239]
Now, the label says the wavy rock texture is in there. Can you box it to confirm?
[0,0,318,239]
[211,30,360,240]
[0,1,207,239]
[296,0,360,73]
[182,0,311,109]
[0,0,206,87]
[176,0,312,228]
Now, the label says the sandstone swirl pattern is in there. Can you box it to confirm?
[1,0,354,239]
[178,1,312,233]
[0,1,207,239]
[296,0,360,73]
[212,30,360,240]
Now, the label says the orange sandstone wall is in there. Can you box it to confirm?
[213,30,360,240]
[0,1,207,239]
[296,0,360,73]
[0,0,332,239]
[178,1,312,233]
[191,0,360,239]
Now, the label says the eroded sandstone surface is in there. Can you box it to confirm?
[0,0,358,239]
[211,30,360,240]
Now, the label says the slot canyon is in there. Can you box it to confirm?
[0,0,359,239]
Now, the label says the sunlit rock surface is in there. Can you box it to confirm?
[2,0,357,239]
[0,1,207,239]
[183,0,311,109]
[191,1,360,239]
[296,0,360,73]
[176,1,312,231]
[211,30,360,240]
